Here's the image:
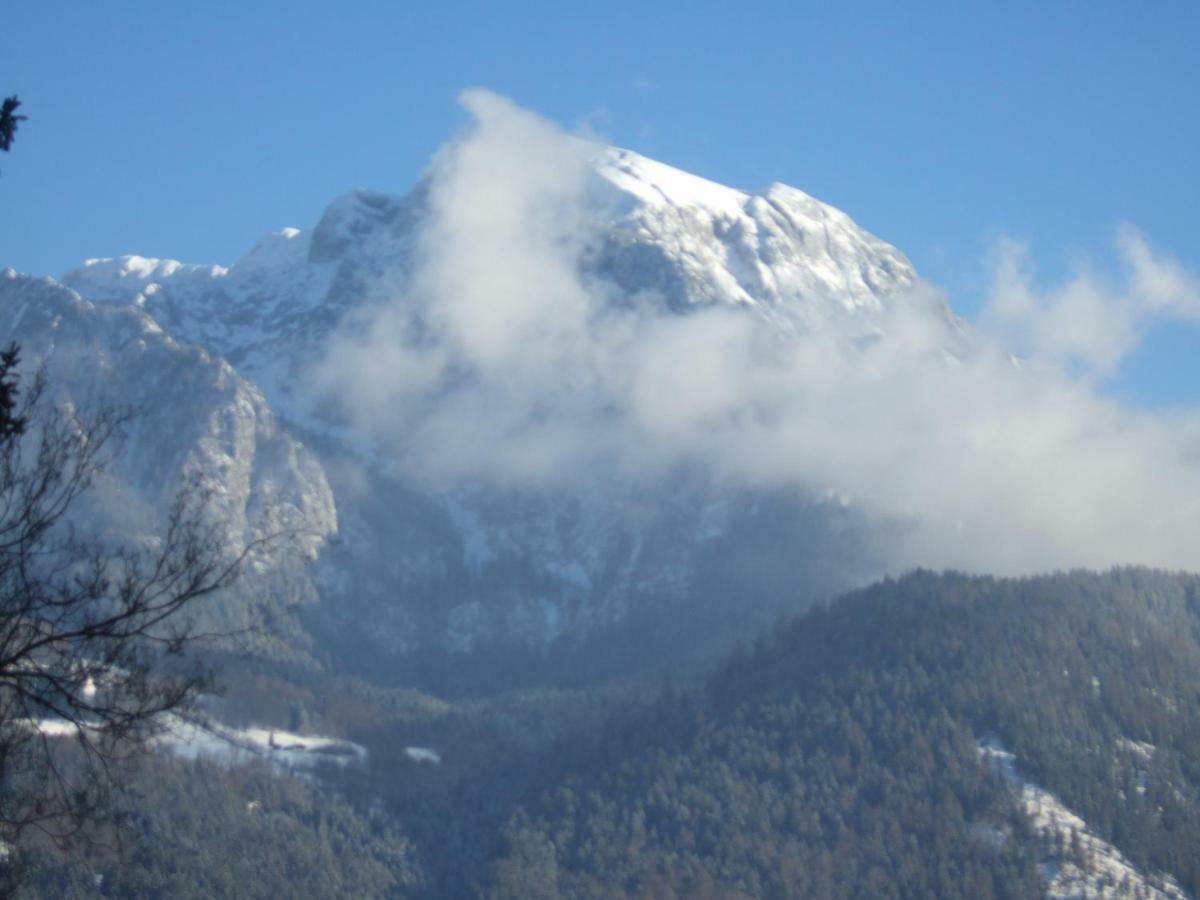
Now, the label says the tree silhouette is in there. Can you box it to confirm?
[0,354,257,881]
[0,96,26,159]
[0,345,25,443]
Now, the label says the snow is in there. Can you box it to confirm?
[1115,738,1156,797]
[22,718,83,738]
[228,227,309,274]
[1117,737,1155,763]
[979,739,1190,899]
[154,716,367,773]
[21,713,367,778]
[594,146,749,219]
[404,746,441,765]
[70,255,229,296]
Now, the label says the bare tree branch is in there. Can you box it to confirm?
[0,346,259,854]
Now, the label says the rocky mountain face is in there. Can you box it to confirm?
[0,270,337,657]
[2,146,934,680]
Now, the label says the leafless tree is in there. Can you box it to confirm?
[0,347,255,860]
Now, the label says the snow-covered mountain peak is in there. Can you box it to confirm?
[591,146,750,219]
[63,255,228,305]
[233,226,308,272]
[51,144,927,460]
[57,142,921,376]
[306,188,416,264]
[577,145,916,319]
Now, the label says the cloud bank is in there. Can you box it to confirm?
[317,89,1200,576]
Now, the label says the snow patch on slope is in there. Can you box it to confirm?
[979,739,1190,899]
[155,716,367,773]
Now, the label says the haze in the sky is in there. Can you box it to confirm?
[1,1,1197,407]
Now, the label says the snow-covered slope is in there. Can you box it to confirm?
[980,739,1191,900]
[14,145,929,668]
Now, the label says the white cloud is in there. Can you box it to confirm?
[315,90,1200,576]
[981,227,1200,377]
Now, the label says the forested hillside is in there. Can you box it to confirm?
[20,569,1200,898]
[483,569,1200,897]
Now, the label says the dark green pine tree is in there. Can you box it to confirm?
[0,95,26,153]
[0,343,26,442]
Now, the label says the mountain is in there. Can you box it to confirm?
[3,144,941,683]
[0,270,336,656]
[59,147,918,382]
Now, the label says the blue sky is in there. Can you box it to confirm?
[2,1,1196,406]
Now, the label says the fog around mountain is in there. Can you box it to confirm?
[315,90,1200,575]
[0,91,1194,675]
